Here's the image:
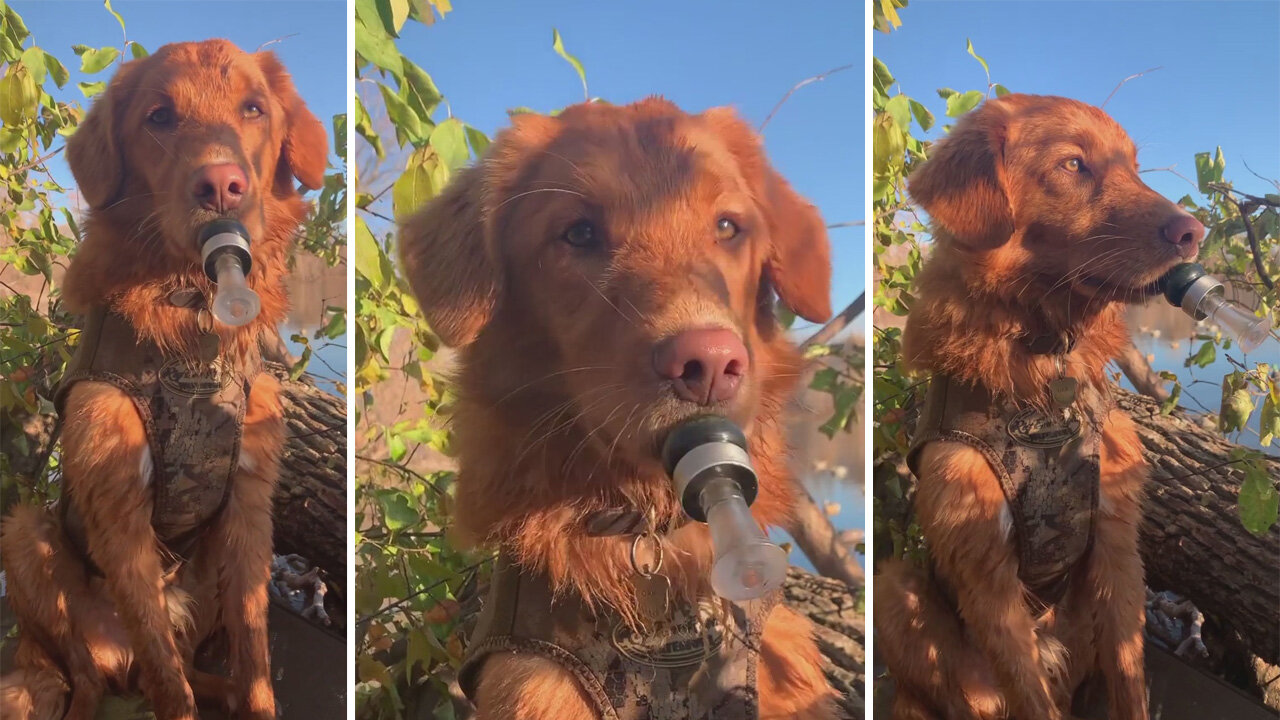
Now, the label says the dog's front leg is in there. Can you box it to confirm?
[915,443,1063,720]
[1089,413,1150,720]
[61,383,195,720]
[207,374,285,720]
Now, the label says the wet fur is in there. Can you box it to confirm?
[874,95,1186,720]
[0,40,326,720]
[400,98,837,718]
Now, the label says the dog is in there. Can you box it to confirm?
[0,40,327,720]
[874,93,1205,720]
[399,97,839,719]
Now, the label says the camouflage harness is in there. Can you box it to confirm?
[55,299,258,570]
[459,553,778,720]
[907,373,1107,608]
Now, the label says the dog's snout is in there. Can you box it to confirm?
[192,163,248,213]
[1160,213,1205,259]
[653,328,748,405]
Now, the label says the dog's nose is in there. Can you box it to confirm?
[192,163,248,213]
[1160,213,1205,259]
[653,328,749,405]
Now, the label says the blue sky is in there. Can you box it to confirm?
[15,0,346,188]
[390,0,864,333]
[877,1,1280,202]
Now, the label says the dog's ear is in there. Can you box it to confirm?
[399,113,559,347]
[907,99,1013,249]
[256,51,328,191]
[399,164,496,347]
[705,107,832,323]
[66,61,141,209]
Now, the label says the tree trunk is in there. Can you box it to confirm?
[271,366,348,592]
[782,568,865,717]
[1118,390,1280,666]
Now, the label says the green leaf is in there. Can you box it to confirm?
[392,156,434,221]
[464,124,490,157]
[20,47,47,85]
[945,90,984,118]
[884,94,911,131]
[872,57,895,98]
[129,41,148,59]
[1259,394,1279,446]
[378,489,418,530]
[400,58,442,122]
[1219,372,1254,433]
[78,81,106,98]
[103,0,127,37]
[354,95,384,159]
[429,118,468,169]
[378,83,424,147]
[1239,460,1278,535]
[76,46,119,74]
[355,217,387,288]
[1194,147,1226,194]
[43,51,69,88]
[965,38,990,82]
[355,11,402,78]
[992,83,1010,97]
[1185,339,1216,369]
[907,98,934,132]
[388,0,410,33]
[551,29,588,101]
[0,65,39,126]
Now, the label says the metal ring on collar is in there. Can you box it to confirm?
[629,531,664,578]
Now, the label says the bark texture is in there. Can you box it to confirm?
[270,366,348,590]
[1119,390,1280,665]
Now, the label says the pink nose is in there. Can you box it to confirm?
[1160,213,1205,259]
[192,163,247,212]
[653,328,748,405]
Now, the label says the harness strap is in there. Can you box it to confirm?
[908,374,1103,607]
[55,304,258,570]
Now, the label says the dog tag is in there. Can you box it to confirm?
[198,332,221,364]
[1049,376,1078,409]
[634,573,671,626]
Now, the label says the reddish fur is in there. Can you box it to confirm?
[400,98,838,717]
[874,94,1187,719]
[0,40,326,720]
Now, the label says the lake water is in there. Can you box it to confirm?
[281,253,346,393]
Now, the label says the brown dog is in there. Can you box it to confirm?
[1,40,326,720]
[874,94,1204,720]
[400,98,839,719]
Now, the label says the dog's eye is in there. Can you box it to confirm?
[146,107,174,126]
[1062,157,1084,173]
[243,102,264,119]
[562,220,598,248]
[715,217,740,242]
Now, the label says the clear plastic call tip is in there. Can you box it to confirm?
[1159,263,1272,354]
[198,219,260,327]
[662,416,788,601]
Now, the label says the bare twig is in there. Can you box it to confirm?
[759,64,854,133]
[1207,182,1275,290]
[801,292,866,350]
[257,33,300,52]
[1100,66,1162,108]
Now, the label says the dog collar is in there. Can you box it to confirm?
[1021,330,1076,356]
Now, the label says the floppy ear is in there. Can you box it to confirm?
[256,52,328,191]
[907,100,1013,249]
[399,113,560,346]
[399,164,499,347]
[66,61,139,209]
[705,107,832,323]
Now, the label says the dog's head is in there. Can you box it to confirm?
[67,39,328,262]
[402,98,831,465]
[908,93,1203,302]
